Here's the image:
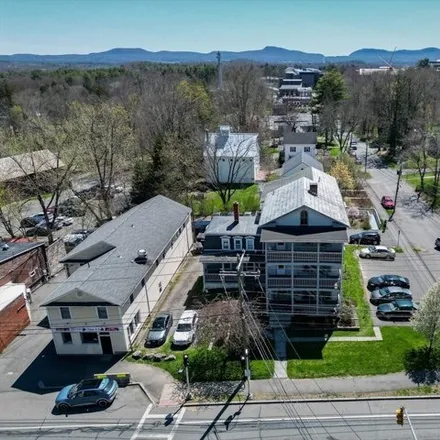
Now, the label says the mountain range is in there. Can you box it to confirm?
[0,46,439,66]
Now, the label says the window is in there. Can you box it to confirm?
[97,306,108,320]
[234,237,242,250]
[304,146,311,153]
[84,391,97,397]
[246,238,255,251]
[159,281,163,293]
[81,332,99,344]
[134,310,141,326]
[60,307,71,320]
[221,237,230,250]
[129,294,134,304]
[300,210,308,226]
[290,146,296,153]
[61,332,72,344]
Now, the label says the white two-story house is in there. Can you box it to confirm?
[42,195,193,355]
[204,125,260,184]
[201,166,349,328]
[284,131,317,160]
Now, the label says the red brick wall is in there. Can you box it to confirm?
[0,294,29,352]
[0,247,47,289]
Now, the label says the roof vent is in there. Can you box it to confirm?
[2,243,9,251]
[309,182,318,196]
[135,249,148,265]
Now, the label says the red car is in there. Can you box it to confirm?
[381,196,395,209]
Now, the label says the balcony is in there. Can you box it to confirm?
[266,251,292,262]
[267,275,340,289]
[267,278,292,288]
[204,273,238,289]
[269,302,339,316]
[319,253,343,263]
[266,251,342,264]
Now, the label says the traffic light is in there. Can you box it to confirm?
[183,354,189,368]
[396,406,404,425]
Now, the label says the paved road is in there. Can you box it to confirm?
[5,398,438,440]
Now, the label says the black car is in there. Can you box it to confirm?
[58,197,86,217]
[349,231,381,245]
[370,286,412,306]
[146,312,173,346]
[367,274,410,291]
[376,299,418,320]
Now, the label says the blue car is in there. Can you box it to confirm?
[55,378,118,411]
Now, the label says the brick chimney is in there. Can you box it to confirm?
[233,201,239,223]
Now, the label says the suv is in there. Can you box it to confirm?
[349,231,381,245]
[55,378,118,411]
[173,310,198,346]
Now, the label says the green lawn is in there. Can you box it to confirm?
[287,327,426,378]
[190,185,260,216]
[127,341,274,381]
[404,172,435,189]
[333,245,374,337]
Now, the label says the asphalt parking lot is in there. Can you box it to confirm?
[357,248,421,327]
[1,384,150,426]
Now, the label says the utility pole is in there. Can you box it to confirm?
[183,354,191,400]
[389,163,403,221]
[364,141,368,174]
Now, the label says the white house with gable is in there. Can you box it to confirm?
[283,131,317,160]
[204,125,260,184]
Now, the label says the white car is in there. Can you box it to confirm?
[173,310,198,346]
[359,245,396,260]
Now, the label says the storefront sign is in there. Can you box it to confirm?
[54,326,120,333]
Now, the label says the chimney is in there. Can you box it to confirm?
[135,249,148,264]
[309,182,318,196]
[233,201,239,223]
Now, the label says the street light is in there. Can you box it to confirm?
[243,348,252,400]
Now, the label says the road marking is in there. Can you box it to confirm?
[130,403,153,440]
[145,413,168,419]
[0,423,131,432]
[169,408,185,440]
[178,412,440,425]
[137,435,169,439]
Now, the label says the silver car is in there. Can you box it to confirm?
[359,245,395,260]
[146,312,173,346]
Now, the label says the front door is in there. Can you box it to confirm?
[100,335,113,354]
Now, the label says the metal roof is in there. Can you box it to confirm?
[204,215,259,236]
[259,170,349,227]
[0,150,64,182]
[282,152,323,176]
[205,130,259,159]
[42,195,191,307]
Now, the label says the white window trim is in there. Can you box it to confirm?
[245,236,255,250]
[234,236,243,250]
[96,306,108,320]
[60,306,71,320]
[221,236,230,250]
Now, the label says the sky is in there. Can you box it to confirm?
[0,0,439,55]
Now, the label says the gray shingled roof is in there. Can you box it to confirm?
[204,215,259,236]
[259,169,349,227]
[282,152,323,176]
[42,195,191,307]
[283,132,317,145]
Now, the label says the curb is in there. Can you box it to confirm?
[182,394,440,407]
[128,381,157,406]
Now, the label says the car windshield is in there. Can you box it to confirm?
[368,246,376,252]
[152,318,166,330]
[176,323,192,332]
[103,380,114,393]
[68,385,78,397]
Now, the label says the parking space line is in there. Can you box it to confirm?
[131,403,153,440]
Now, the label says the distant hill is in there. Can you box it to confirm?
[0,46,438,66]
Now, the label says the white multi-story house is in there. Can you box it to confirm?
[204,125,260,184]
[284,131,317,160]
[42,195,193,355]
[201,166,349,328]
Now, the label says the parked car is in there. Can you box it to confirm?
[367,274,410,291]
[381,196,395,209]
[20,212,51,228]
[26,225,51,236]
[55,378,118,411]
[435,237,440,249]
[146,312,173,346]
[349,231,381,245]
[173,310,198,346]
[359,245,395,260]
[370,286,412,306]
[376,299,418,320]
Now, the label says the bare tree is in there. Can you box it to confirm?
[403,129,429,194]
[67,101,136,224]
[204,132,259,208]
[1,117,77,244]
[0,186,27,239]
